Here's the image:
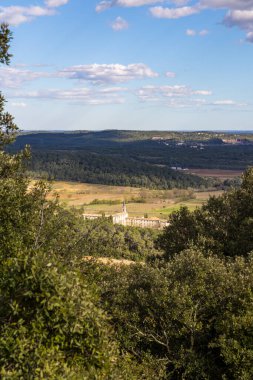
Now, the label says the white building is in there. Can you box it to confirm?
[83,202,169,229]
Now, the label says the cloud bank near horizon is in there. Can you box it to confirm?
[0,62,247,110]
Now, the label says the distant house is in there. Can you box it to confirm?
[222,138,243,145]
[151,136,164,140]
[83,202,169,229]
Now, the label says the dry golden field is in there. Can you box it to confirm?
[46,180,225,219]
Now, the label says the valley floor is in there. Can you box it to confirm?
[47,180,226,219]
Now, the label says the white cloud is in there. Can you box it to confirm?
[45,0,69,7]
[0,0,69,26]
[223,9,253,29]
[212,99,235,105]
[193,90,212,95]
[165,71,176,78]
[111,16,129,31]
[98,86,128,93]
[136,86,246,108]
[222,8,253,42]
[10,102,27,108]
[212,99,247,106]
[10,87,127,105]
[0,62,158,88]
[96,1,112,12]
[150,5,199,19]
[246,30,253,41]
[199,29,209,35]
[186,28,209,36]
[0,5,55,26]
[0,67,50,88]
[201,0,253,11]
[96,0,163,12]
[117,0,162,6]
[59,63,158,83]
[186,28,196,36]
[95,0,253,42]
[137,84,212,101]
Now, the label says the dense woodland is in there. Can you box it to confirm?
[8,130,253,190]
[27,150,209,189]
[1,26,253,379]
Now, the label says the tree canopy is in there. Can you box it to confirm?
[0,25,145,379]
[158,168,253,259]
[95,250,253,379]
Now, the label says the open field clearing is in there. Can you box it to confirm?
[185,169,242,179]
[47,181,140,204]
[47,181,223,219]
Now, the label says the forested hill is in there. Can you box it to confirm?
[9,130,253,189]
[8,131,205,189]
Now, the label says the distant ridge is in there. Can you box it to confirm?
[20,129,253,134]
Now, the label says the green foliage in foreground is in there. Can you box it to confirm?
[92,250,253,379]
[81,217,161,261]
[0,172,145,378]
[0,25,154,379]
[0,250,116,379]
[0,167,157,378]
[158,168,253,259]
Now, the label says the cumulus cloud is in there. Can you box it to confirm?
[246,30,253,41]
[58,63,158,83]
[95,1,112,12]
[45,0,69,7]
[223,9,253,29]
[136,85,247,108]
[151,1,253,42]
[118,0,162,5]
[10,102,27,108]
[212,99,247,106]
[0,0,69,26]
[136,85,211,107]
[0,5,55,26]
[95,0,253,42]
[96,0,164,12]
[165,71,176,78]
[199,29,209,35]
[10,87,127,105]
[137,84,212,102]
[193,90,212,95]
[222,8,253,42]
[0,62,158,88]
[186,28,196,36]
[150,5,199,18]
[0,67,51,88]
[186,28,209,36]
[111,16,129,31]
[201,0,253,11]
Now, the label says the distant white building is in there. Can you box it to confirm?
[83,202,169,229]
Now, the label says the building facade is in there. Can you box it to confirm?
[83,202,169,229]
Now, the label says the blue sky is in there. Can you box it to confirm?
[0,0,253,131]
